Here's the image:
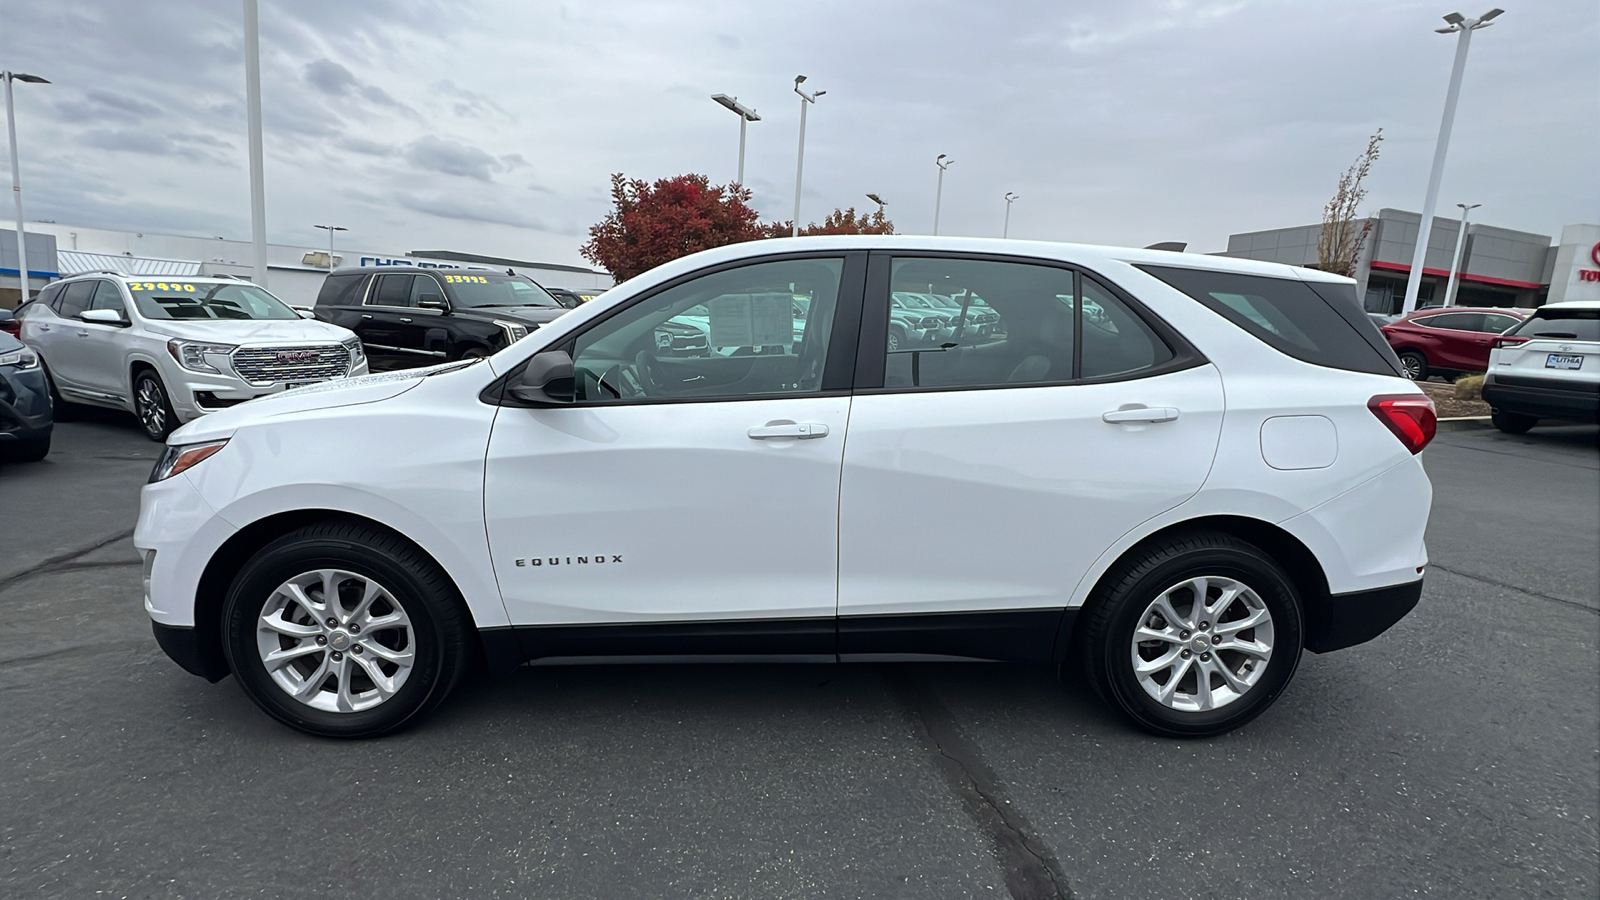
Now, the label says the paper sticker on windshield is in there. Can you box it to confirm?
[707,292,793,347]
[130,282,198,292]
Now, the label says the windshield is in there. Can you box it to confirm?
[439,273,562,309]
[128,280,298,320]
[1511,308,1600,342]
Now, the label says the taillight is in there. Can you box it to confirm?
[1493,335,1529,349]
[1369,395,1437,454]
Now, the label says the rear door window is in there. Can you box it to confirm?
[1139,265,1401,377]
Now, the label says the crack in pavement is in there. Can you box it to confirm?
[1429,563,1599,615]
[0,639,149,668]
[886,670,1074,900]
[0,528,137,592]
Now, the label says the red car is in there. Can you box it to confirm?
[1380,307,1529,381]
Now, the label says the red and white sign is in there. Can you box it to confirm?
[1581,242,1600,283]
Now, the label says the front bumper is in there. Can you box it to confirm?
[1482,374,1599,422]
[166,358,371,422]
[0,364,52,439]
[1303,577,1424,653]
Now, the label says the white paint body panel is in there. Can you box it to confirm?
[838,366,1224,617]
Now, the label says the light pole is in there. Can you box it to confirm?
[1400,8,1503,314]
[1003,192,1019,239]
[3,71,47,302]
[791,76,824,237]
[314,224,347,271]
[933,154,953,236]
[1443,203,1479,307]
[711,94,760,186]
[866,193,886,218]
[243,0,269,287]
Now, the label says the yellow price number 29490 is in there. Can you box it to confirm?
[133,282,197,292]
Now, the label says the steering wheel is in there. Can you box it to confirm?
[633,350,667,395]
[595,363,645,400]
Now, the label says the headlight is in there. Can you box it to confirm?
[0,346,39,369]
[149,439,229,483]
[341,336,366,367]
[495,320,530,344]
[167,339,237,374]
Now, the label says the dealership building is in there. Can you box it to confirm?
[1219,209,1600,313]
[0,222,612,309]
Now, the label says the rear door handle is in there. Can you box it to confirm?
[1102,406,1179,424]
[748,423,829,440]
[360,314,373,320]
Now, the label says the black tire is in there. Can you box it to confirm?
[1490,409,1536,434]
[132,368,177,441]
[0,432,50,462]
[222,521,473,738]
[1079,531,1304,738]
[1397,350,1428,381]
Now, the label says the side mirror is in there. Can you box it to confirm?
[290,306,316,319]
[418,296,448,311]
[80,308,128,326]
[505,350,574,405]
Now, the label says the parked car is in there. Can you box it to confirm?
[544,287,584,309]
[313,267,570,371]
[137,237,1433,740]
[1379,307,1529,380]
[0,328,51,461]
[1481,300,1600,433]
[14,274,367,441]
[574,288,608,303]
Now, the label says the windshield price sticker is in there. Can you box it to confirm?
[130,282,199,292]
[443,275,489,284]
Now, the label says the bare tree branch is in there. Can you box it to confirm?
[1317,129,1384,277]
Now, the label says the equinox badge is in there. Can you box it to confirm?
[515,555,622,567]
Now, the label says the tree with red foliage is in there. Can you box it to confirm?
[761,206,896,238]
[581,173,763,282]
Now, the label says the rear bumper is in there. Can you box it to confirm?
[1482,374,1600,422]
[1303,577,1423,653]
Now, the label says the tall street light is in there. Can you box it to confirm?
[932,154,953,236]
[3,71,48,302]
[866,193,886,218]
[791,76,824,237]
[314,224,347,271]
[1400,7,1503,314]
[1003,192,1019,239]
[1443,202,1480,307]
[711,94,760,186]
[243,0,269,287]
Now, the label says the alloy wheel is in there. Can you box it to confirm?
[1399,355,1424,380]
[256,569,416,713]
[1130,575,1275,712]
[135,377,168,436]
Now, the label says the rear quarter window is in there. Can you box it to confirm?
[1138,265,1403,377]
[316,273,367,307]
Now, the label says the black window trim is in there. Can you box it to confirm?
[483,249,869,409]
[852,250,1206,395]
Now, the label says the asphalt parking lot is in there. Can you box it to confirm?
[2,411,1596,899]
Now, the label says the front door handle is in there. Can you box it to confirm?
[76,330,90,337]
[1102,406,1180,424]
[748,422,829,440]
[400,317,413,324]
[360,314,373,320]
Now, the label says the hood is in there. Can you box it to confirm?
[453,306,568,326]
[142,317,354,345]
[165,364,463,443]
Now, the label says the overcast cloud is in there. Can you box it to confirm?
[0,0,1593,270]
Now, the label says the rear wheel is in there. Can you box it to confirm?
[222,522,472,738]
[1397,350,1428,381]
[1491,409,1536,434]
[133,369,177,441]
[1080,532,1304,737]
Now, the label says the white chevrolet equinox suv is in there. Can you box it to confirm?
[135,238,1435,739]
[16,274,368,440]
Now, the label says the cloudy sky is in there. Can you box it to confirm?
[2,0,1594,271]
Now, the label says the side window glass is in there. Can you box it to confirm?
[409,276,447,308]
[57,281,96,318]
[90,281,127,313]
[370,274,415,307]
[316,273,366,307]
[1481,314,1518,333]
[883,257,1067,388]
[570,257,844,402]
[1079,277,1174,379]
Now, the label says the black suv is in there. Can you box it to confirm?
[313,267,570,370]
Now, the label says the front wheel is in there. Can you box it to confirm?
[1080,532,1304,737]
[222,522,473,738]
[133,369,177,441]
[1491,409,1536,434]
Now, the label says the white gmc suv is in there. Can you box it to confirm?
[134,237,1435,739]
[16,274,367,440]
